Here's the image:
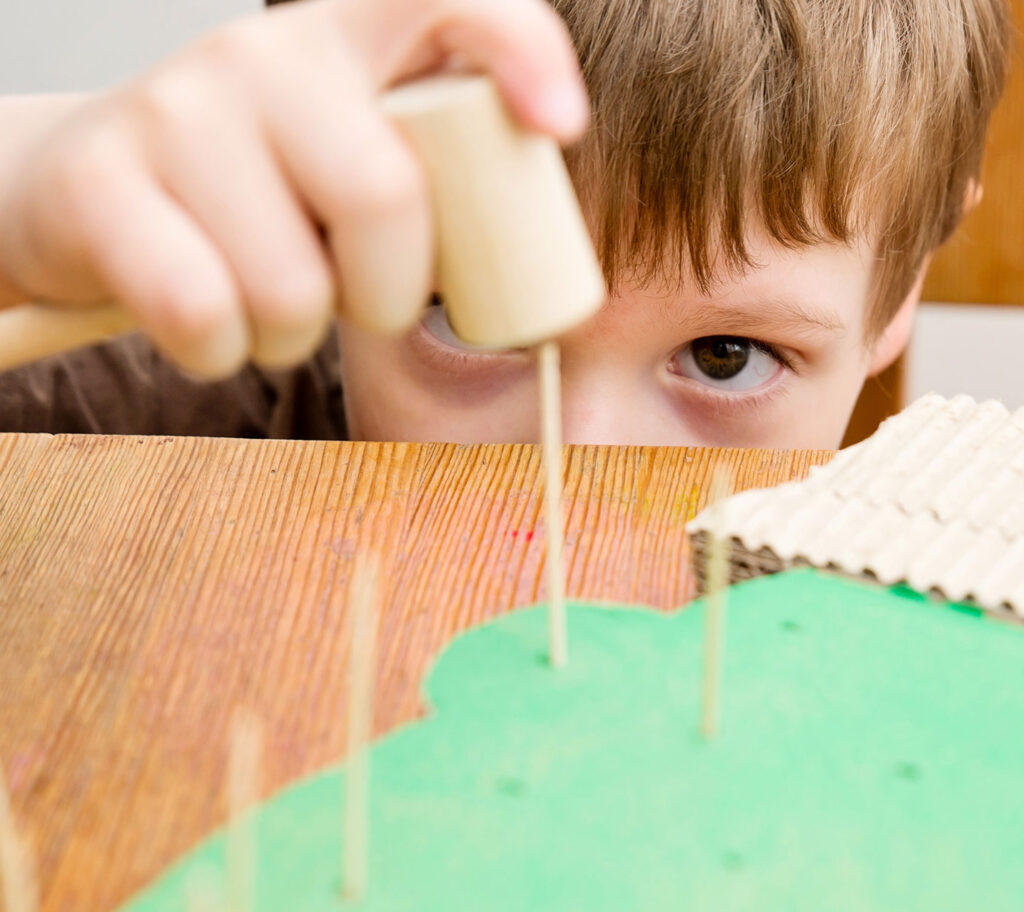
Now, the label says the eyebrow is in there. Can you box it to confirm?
[684,297,847,339]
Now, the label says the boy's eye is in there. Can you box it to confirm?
[421,295,497,352]
[670,336,783,391]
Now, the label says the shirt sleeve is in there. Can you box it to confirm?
[0,331,347,439]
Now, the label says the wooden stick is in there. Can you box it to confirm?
[185,866,223,912]
[539,340,567,669]
[227,710,262,912]
[0,764,38,912]
[0,302,135,372]
[343,555,380,901]
[700,467,733,740]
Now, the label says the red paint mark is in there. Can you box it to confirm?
[510,530,535,541]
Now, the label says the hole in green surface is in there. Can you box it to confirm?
[495,775,527,797]
[722,850,744,871]
[894,762,922,782]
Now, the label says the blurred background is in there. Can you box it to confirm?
[2,0,1022,445]
[0,0,258,93]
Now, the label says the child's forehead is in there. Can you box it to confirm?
[621,225,874,302]
[610,228,873,339]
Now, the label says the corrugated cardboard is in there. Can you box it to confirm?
[687,394,1024,617]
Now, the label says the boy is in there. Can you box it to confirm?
[0,0,1012,448]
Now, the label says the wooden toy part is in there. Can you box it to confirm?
[700,467,733,740]
[0,74,604,371]
[0,763,38,912]
[343,554,381,902]
[227,711,262,912]
[383,74,605,349]
[538,340,567,667]
[0,302,134,372]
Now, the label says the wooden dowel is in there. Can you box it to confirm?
[343,555,380,901]
[0,302,135,372]
[185,866,223,912]
[227,711,262,912]
[539,340,567,668]
[0,764,38,912]
[700,467,733,740]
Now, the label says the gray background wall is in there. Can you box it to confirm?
[0,0,258,92]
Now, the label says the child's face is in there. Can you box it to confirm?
[336,228,915,449]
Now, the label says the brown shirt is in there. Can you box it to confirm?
[0,332,347,439]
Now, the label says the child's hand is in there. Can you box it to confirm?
[0,0,589,378]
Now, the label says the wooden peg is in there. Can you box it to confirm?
[700,467,733,740]
[0,764,38,912]
[227,710,262,912]
[383,74,605,349]
[343,555,381,902]
[538,341,567,667]
[0,301,134,372]
[185,865,223,912]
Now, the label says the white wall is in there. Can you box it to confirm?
[1,0,260,93]
[907,304,1024,410]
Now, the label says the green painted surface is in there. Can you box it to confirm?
[121,569,1024,911]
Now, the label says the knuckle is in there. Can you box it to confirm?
[334,151,426,220]
[197,19,273,73]
[434,0,524,28]
[156,281,237,343]
[250,266,334,328]
[129,64,222,135]
[46,129,123,217]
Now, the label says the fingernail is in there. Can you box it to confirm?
[253,313,332,370]
[537,83,590,139]
[180,317,250,380]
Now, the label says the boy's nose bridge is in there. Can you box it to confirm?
[558,367,676,446]
[560,399,625,446]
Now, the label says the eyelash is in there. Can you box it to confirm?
[670,337,798,378]
[666,337,799,412]
[411,308,525,376]
[416,301,799,410]
[680,368,794,415]
[748,339,794,372]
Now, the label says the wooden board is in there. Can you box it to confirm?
[923,0,1024,305]
[0,434,831,912]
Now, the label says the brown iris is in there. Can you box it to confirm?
[691,337,751,380]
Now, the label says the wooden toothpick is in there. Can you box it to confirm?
[538,340,567,669]
[227,710,262,912]
[700,467,733,740]
[344,555,381,901]
[0,764,37,912]
[185,865,223,912]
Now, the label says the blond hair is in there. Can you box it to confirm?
[556,0,1012,335]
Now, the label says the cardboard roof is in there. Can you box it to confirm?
[687,394,1024,616]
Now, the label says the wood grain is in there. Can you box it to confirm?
[0,435,831,912]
